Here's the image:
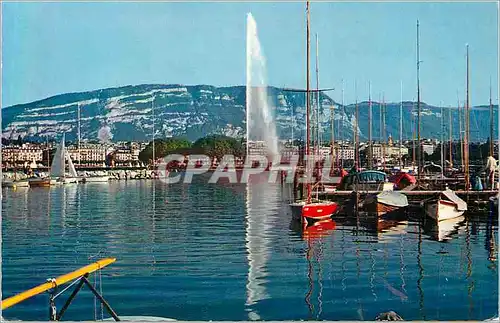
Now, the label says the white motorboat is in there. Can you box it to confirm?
[424,189,467,221]
[83,175,110,183]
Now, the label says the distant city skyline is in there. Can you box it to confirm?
[2,1,498,108]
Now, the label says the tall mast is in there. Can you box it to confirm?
[368,82,373,170]
[332,103,335,169]
[441,104,444,178]
[77,103,81,168]
[340,79,344,169]
[399,81,403,169]
[330,105,334,160]
[458,92,464,168]
[449,105,453,168]
[416,19,421,184]
[465,44,470,190]
[490,77,494,156]
[152,95,155,169]
[354,80,359,169]
[379,94,383,145]
[305,0,311,203]
[412,101,416,167]
[315,33,320,156]
[382,94,386,171]
[315,32,320,201]
[379,94,382,167]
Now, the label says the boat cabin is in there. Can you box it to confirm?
[338,170,391,191]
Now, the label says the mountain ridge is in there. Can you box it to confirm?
[2,83,497,143]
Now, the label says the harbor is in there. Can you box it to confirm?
[1,0,499,321]
[1,180,498,321]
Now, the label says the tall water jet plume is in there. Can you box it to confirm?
[246,13,279,157]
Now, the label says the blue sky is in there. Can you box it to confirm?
[2,1,498,107]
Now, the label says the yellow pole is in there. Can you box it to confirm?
[2,258,116,310]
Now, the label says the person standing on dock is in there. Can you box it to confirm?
[482,155,497,189]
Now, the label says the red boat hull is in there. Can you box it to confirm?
[302,202,338,220]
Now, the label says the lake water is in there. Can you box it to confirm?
[2,178,498,321]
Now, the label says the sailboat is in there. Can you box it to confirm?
[290,0,338,225]
[12,161,30,188]
[49,133,79,184]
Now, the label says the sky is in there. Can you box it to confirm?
[2,1,498,108]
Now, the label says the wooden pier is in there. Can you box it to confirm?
[315,190,498,211]
[317,190,498,198]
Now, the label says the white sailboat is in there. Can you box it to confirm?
[50,134,79,184]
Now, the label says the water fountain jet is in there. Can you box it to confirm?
[246,13,279,157]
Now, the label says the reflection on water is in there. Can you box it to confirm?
[245,177,281,320]
[1,180,498,321]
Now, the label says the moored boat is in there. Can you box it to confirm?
[424,189,467,221]
[364,190,408,216]
[302,200,339,221]
[13,179,30,188]
[83,175,110,183]
[288,0,338,227]
[28,177,51,187]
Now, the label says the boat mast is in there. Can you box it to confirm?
[340,79,344,169]
[152,95,156,169]
[465,44,470,190]
[490,77,494,156]
[315,33,320,158]
[449,105,453,168]
[458,92,464,168]
[416,19,422,185]
[355,81,359,169]
[399,81,403,169]
[77,103,81,168]
[330,105,335,165]
[412,101,416,167]
[315,32,320,200]
[305,0,311,203]
[441,104,444,178]
[368,82,373,170]
[382,94,386,171]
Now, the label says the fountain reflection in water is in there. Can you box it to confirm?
[246,13,278,157]
[245,175,282,320]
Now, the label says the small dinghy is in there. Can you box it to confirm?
[365,191,409,216]
[424,189,467,222]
